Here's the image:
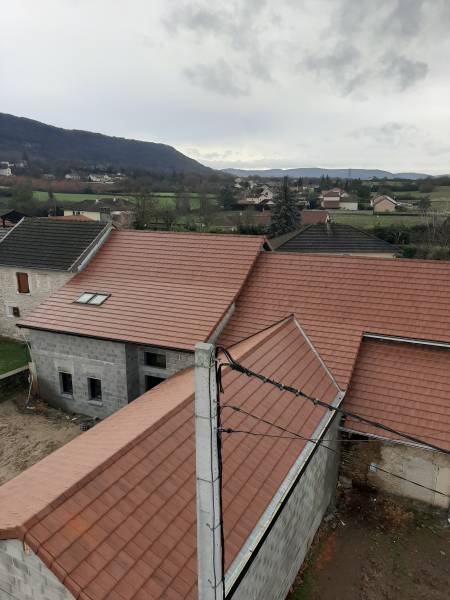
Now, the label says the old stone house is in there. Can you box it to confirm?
[0,218,111,339]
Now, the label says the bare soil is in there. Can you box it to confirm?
[0,392,81,485]
[288,488,450,600]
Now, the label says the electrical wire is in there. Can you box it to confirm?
[217,347,450,457]
[220,405,450,499]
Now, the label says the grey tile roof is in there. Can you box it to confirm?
[0,218,109,270]
[274,223,397,254]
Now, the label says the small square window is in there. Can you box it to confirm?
[145,352,166,369]
[88,377,102,401]
[16,272,29,294]
[6,305,20,318]
[60,372,73,395]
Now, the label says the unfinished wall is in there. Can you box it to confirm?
[25,329,130,418]
[0,267,72,339]
[229,419,339,600]
[0,539,74,600]
[136,344,194,395]
[341,438,450,510]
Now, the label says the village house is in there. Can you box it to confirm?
[270,222,397,257]
[64,197,136,222]
[239,184,274,208]
[0,218,111,339]
[0,162,12,177]
[17,231,268,418]
[0,250,449,599]
[319,188,358,210]
[372,194,398,213]
[300,209,329,225]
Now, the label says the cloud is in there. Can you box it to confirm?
[381,54,428,90]
[183,59,249,96]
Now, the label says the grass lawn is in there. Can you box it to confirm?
[32,191,137,204]
[0,337,30,375]
[331,212,426,229]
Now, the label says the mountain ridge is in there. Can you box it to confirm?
[0,113,210,174]
[223,167,432,180]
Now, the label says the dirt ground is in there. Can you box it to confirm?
[0,392,81,485]
[289,488,450,600]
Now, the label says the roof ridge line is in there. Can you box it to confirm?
[292,315,343,394]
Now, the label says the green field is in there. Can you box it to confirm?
[32,190,216,211]
[0,337,30,375]
[331,212,427,229]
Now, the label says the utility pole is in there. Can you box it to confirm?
[195,342,224,600]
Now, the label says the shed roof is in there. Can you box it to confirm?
[272,223,397,255]
[18,231,266,351]
[343,337,450,450]
[0,317,340,600]
[220,252,450,388]
[301,210,329,225]
[0,218,109,271]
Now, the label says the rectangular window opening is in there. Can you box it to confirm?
[16,272,29,294]
[88,377,102,401]
[6,305,20,318]
[60,372,73,395]
[145,375,165,391]
[145,352,166,369]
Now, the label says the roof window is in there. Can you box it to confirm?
[75,292,110,306]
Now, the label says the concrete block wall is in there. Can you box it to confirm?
[26,330,130,419]
[25,330,195,418]
[0,540,74,600]
[230,419,339,600]
[0,267,72,339]
[136,345,194,395]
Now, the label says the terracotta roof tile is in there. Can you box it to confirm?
[343,338,450,450]
[220,253,450,388]
[0,316,340,599]
[18,230,266,350]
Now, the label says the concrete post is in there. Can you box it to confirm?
[195,342,224,600]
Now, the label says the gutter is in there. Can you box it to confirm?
[225,388,345,597]
[364,332,450,349]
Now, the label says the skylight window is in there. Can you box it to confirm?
[75,292,110,306]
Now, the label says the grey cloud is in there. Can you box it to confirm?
[354,122,420,146]
[304,43,361,74]
[183,59,249,96]
[381,54,428,90]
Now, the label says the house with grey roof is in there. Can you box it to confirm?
[270,223,398,257]
[64,197,136,222]
[0,218,111,339]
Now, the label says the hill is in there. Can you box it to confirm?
[223,167,431,180]
[0,113,210,174]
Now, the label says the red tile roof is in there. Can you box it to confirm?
[301,210,329,225]
[18,231,266,351]
[220,253,450,388]
[343,338,450,450]
[0,317,340,600]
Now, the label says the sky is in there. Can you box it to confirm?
[1,0,450,174]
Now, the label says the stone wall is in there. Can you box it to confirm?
[0,540,74,600]
[0,267,72,339]
[229,418,339,600]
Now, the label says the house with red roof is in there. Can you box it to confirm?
[16,231,267,418]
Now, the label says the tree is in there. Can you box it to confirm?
[419,179,434,194]
[12,180,33,210]
[418,195,431,213]
[269,177,300,237]
[198,190,215,228]
[175,191,191,214]
[218,184,236,211]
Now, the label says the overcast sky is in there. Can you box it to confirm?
[1,0,450,173]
